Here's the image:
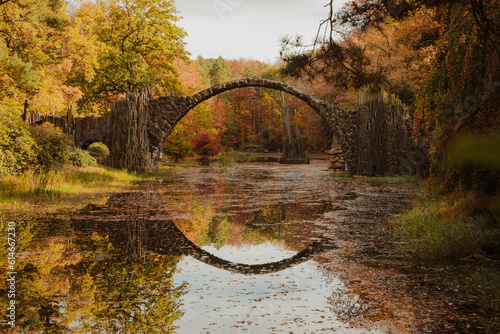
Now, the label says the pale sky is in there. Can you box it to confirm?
[174,0,346,63]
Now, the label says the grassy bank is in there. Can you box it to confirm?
[394,198,500,260]
[0,165,171,220]
[391,184,500,331]
[217,150,258,166]
[332,174,418,183]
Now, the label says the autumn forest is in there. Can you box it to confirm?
[1,1,499,162]
[1,0,500,332]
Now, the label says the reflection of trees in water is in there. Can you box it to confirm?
[69,188,190,332]
[197,216,231,249]
[171,203,214,243]
[14,185,333,332]
[1,183,336,332]
[0,228,186,333]
[244,202,288,242]
[181,201,324,251]
[72,186,336,276]
[239,179,294,245]
[69,231,186,333]
[241,199,332,251]
[0,196,187,333]
[0,219,78,332]
[159,167,333,250]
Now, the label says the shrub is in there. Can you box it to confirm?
[0,106,38,176]
[69,149,98,167]
[30,123,73,169]
[88,142,110,163]
[191,130,223,165]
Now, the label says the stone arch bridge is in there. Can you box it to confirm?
[23,78,414,176]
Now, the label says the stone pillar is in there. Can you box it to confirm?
[110,91,155,173]
[22,100,29,123]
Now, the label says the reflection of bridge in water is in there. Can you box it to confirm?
[72,184,337,275]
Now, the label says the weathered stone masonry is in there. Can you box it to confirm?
[24,78,414,175]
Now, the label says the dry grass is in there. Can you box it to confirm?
[393,196,500,260]
[0,165,170,221]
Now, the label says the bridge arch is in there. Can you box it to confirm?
[81,139,101,150]
[176,78,336,131]
[144,78,344,173]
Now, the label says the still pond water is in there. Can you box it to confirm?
[3,160,416,333]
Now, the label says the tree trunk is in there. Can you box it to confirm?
[281,92,295,159]
[295,120,305,156]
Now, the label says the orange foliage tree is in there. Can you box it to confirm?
[191,130,223,165]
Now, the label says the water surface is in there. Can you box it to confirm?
[160,162,386,333]
[1,160,415,333]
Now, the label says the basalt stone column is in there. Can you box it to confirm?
[344,88,414,176]
[110,91,155,173]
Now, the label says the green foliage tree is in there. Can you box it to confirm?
[197,56,232,86]
[68,0,187,112]
[447,135,500,170]
[414,2,500,139]
[162,125,192,163]
[0,106,38,176]
[192,130,223,165]
[0,0,68,101]
[411,2,500,195]
[280,1,498,92]
[30,123,73,169]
